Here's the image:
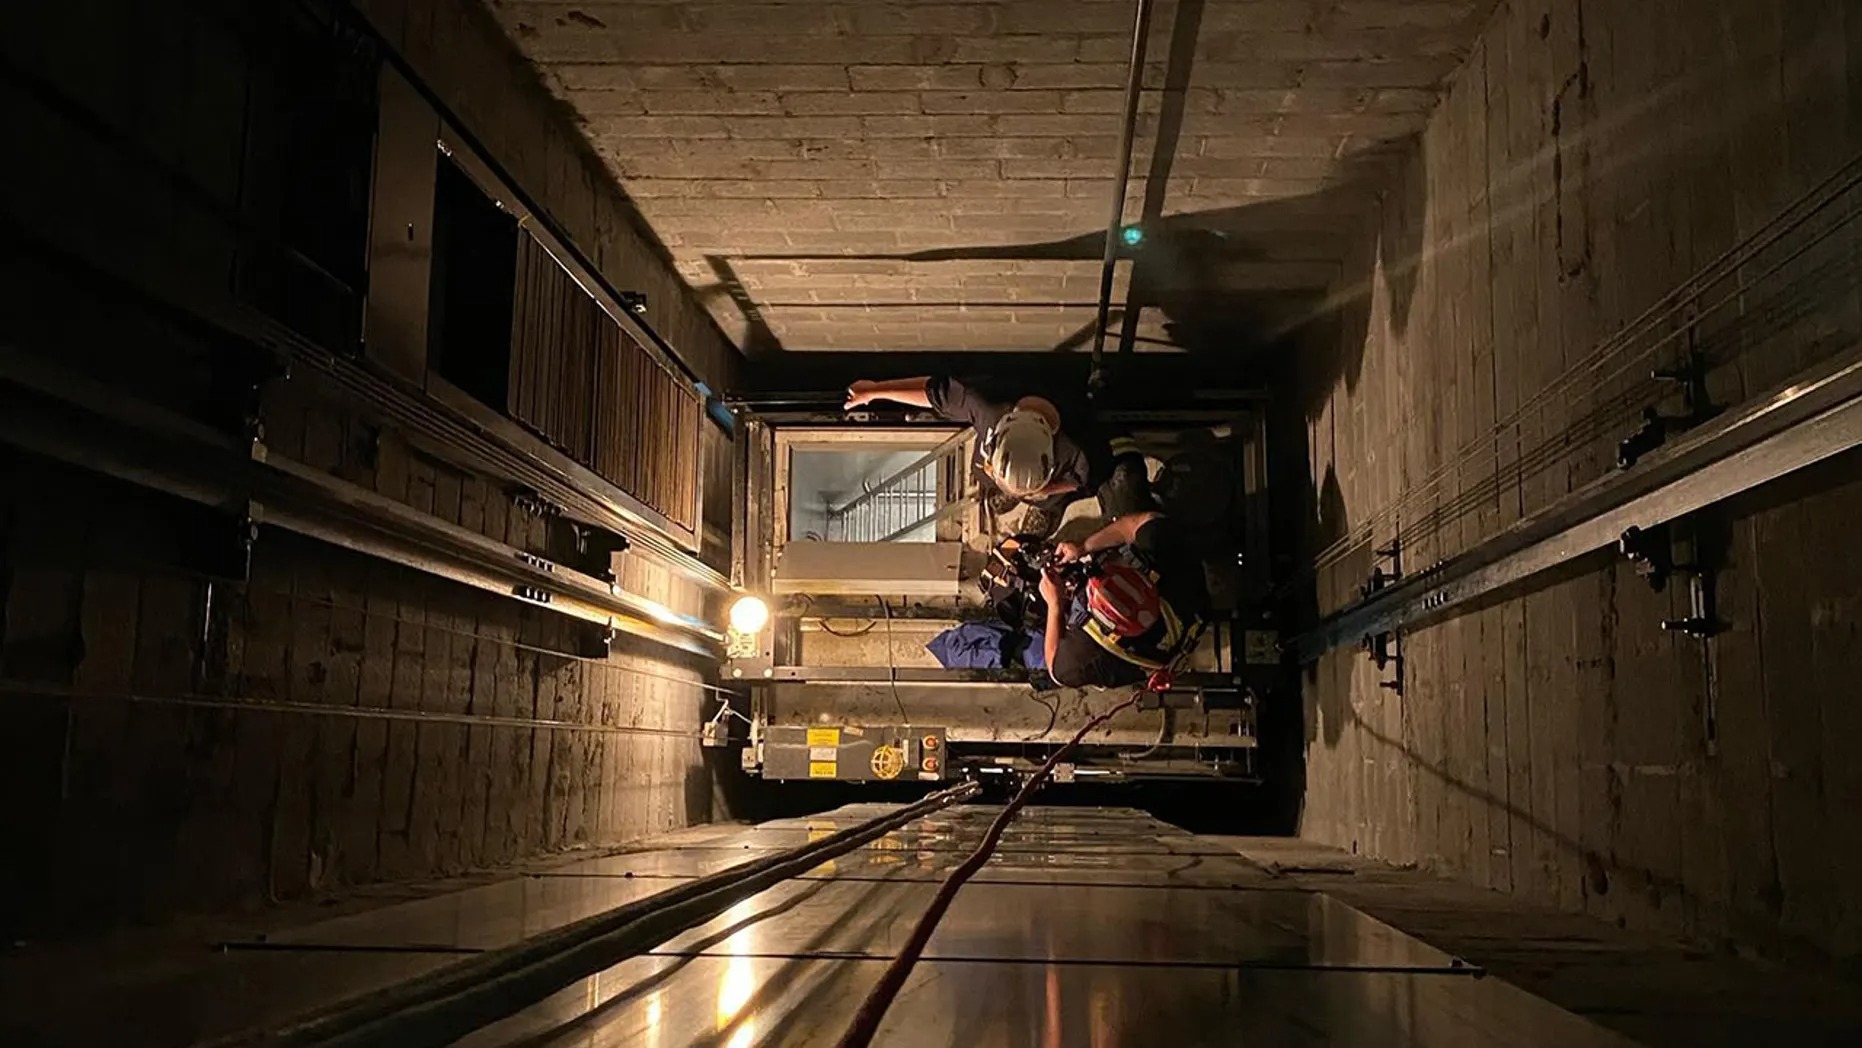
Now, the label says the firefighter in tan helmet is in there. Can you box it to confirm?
[845,375,1096,536]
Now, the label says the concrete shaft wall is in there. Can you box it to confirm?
[0,0,733,938]
[1298,0,1862,962]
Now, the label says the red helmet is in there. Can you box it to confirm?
[1086,563,1163,638]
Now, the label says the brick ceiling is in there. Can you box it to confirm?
[488,1,1494,354]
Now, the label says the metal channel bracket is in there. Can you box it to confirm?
[1292,345,1862,661]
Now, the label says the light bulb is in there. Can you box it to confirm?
[728,595,770,634]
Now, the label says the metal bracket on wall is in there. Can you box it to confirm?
[1358,539,1403,600]
[567,523,628,584]
[1360,540,1404,695]
[1658,519,1722,641]
[1618,520,1722,638]
[1634,514,1724,755]
[213,353,290,456]
[1618,350,1715,469]
[1616,523,1673,591]
[512,488,630,581]
[511,487,564,519]
[1289,344,1862,664]
[577,624,617,660]
[182,502,262,582]
[1363,631,1404,695]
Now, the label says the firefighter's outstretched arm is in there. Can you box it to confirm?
[845,377,932,409]
[1070,510,1158,557]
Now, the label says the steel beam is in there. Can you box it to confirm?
[1292,345,1862,661]
[0,348,721,656]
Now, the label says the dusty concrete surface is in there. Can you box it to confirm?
[488,0,1500,352]
[1293,0,1862,966]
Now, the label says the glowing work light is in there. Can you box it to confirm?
[727,595,770,635]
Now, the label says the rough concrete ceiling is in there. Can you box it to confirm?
[489,0,1495,354]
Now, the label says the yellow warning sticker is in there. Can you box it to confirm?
[808,760,838,779]
[807,727,841,748]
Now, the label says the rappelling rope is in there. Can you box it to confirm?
[833,693,1143,1048]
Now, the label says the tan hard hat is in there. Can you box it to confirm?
[985,407,1058,497]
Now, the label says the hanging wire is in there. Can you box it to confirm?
[1019,692,1060,742]
[813,618,878,638]
[876,594,909,725]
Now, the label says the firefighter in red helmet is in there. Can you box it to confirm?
[1038,507,1208,690]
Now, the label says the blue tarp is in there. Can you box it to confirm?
[925,621,1045,670]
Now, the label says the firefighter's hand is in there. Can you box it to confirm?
[1038,567,1063,606]
[1053,541,1086,563]
[844,380,878,409]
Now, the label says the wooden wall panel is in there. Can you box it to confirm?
[510,232,704,531]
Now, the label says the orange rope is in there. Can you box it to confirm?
[834,695,1142,1048]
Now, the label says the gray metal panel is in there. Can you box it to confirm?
[362,64,437,386]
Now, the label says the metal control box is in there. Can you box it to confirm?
[762,724,949,782]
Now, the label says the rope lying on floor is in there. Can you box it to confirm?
[833,694,1142,1048]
